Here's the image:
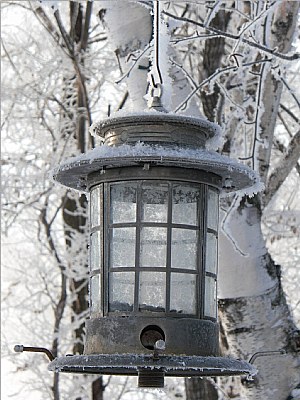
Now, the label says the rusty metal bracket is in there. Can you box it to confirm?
[248,349,286,364]
[14,345,54,361]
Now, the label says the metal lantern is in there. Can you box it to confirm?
[44,112,257,387]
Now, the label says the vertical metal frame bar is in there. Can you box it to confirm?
[88,191,93,318]
[165,182,172,313]
[203,187,219,320]
[103,182,110,316]
[200,184,207,319]
[89,186,103,317]
[134,182,141,312]
[99,184,104,317]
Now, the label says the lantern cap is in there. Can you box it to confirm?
[90,111,221,149]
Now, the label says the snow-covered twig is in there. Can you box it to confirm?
[115,43,152,84]
[221,195,249,257]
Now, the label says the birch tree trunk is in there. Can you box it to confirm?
[216,3,300,399]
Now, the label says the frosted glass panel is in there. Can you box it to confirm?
[172,185,200,225]
[171,229,197,270]
[110,228,136,268]
[207,189,219,230]
[140,227,167,268]
[170,273,196,314]
[110,183,137,223]
[141,182,168,222]
[90,231,101,271]
[206,232,218,274]
[109,272,135,312]
[139,272,165,312]
[90,275,101,313]
[91,186,101,228]
[205,276,217,318]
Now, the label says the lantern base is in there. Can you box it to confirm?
[48,353,256,383]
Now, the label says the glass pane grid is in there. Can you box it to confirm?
[104,180,207,317]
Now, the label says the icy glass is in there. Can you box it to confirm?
[140,227,167,268]
[109,271,135,312]
[170,273,196,314]
[207,189,219,231]
[141,182,168,222]
[90,275,101,313]
[172,185,200,226]
[139,271,165,312]
[171,228,197,270]
[205,276,217,318]
[90,186,102,228]
[90,230,101,271]
[110,183,137,223]
[110,228,136,268]
[205,232,218,274]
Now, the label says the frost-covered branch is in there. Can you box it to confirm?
[163,10,300,61]
[174,58,271,112]
[264,129,300,206]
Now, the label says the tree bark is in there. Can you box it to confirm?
[218,198,300,399]
[185,378,218,400]
[92,377,105,400]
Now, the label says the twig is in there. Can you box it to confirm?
[115,43,152,84]
[221,195,249,257]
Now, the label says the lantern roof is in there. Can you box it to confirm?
[52,112,263,195]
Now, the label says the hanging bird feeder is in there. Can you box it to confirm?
[45,111,257,388]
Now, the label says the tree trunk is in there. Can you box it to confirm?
[218,198,300,399]
[92,377,105,400]
[185,378,218,400]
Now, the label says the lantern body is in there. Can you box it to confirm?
[86,167,220,356]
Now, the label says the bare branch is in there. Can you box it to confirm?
[280,104,299,125]
[32,6,61,47]
[80,1,93,52]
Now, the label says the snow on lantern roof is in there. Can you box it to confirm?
[51,142,263,196]
[51,112,263,196]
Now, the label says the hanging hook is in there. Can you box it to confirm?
[148,0,164,108]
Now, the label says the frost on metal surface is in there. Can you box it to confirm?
[90,110,222,146]
[48,353,257,378]
[51,142,263,196]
